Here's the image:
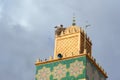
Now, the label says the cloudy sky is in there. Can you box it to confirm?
[0,0,120,80]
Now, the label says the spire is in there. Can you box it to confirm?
[72,14,76,26]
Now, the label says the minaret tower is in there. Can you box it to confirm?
[54,17,92,59]
[35,18,108,80]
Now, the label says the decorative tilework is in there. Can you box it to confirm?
[36,56,106,80]
[53,64,67,80]
[36,67,50,80]
[69,60,85,77]
[36,56,87,80]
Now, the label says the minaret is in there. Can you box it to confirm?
[54,17,92,59]
[35,18,108,80]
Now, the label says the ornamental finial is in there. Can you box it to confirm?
[72,13,76,26]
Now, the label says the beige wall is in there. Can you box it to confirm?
[54,25,92,59]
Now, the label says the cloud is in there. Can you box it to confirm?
[0,0,120,80]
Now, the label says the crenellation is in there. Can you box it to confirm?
[49,56,53,60]
[60,31,64,35]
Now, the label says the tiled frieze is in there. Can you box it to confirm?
[36,56,86,80]
[53,64,67,80]
[36,67,51,80]
[69,60,85,77]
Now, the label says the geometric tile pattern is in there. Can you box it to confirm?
[69,60,85,77]
[53,64,67,80]
[36,67,50,80]
[56,36,78,57]
[36,60,85,80]
[36,56,106,80]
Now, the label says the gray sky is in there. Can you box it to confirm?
[0,0,120,80]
